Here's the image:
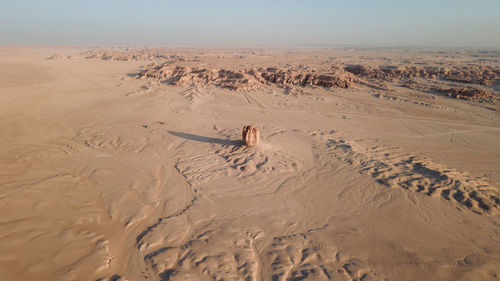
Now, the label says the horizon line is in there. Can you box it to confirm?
[2,44,500,51]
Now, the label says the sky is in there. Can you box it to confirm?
[0,0,499,47]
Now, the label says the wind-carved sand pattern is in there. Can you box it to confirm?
[72,122,174,156]
[144,227,384,281]
[310,131,500,215]
[138,129,322,280]
[78,130,127,150]
[142,227,264,281]
[179,86,215,108]
[136,128,389,281]
[265,230,383,281]
[172,128,303,188]
[135,127,500,280]
[136,128,309,280]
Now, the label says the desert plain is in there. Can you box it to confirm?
[1,46,500,281]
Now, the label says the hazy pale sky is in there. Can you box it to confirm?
[1,0,499,47]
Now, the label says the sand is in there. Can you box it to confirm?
[1,46,500,281]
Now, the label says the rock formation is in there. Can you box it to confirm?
[83,49,184,62]
[137,64,353,90]
[437,87,496,103]
[345,64,497,85]
[403,80,496,104]
[242,125,259,147]
[256,67,353,88]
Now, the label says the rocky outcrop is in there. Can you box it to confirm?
[403,80,496,104]
[137,64,354,90]
[345,64,497,85]
[256,68,352,88]
[139,66,261,90]
[83,49,184,62]
[436,87,496,103]
[242,125,259,147]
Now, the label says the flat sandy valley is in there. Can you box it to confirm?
[1,46,500,281]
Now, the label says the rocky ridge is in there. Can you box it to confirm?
[403,81,497,104]
[345,64,498,85]
[83,49,185,62]
[136,64,354,90]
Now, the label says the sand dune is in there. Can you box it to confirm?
[1,47,500,281]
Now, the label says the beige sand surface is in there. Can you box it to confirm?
[1,46,500,281]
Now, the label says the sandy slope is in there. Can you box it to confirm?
[1,47,500,281]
